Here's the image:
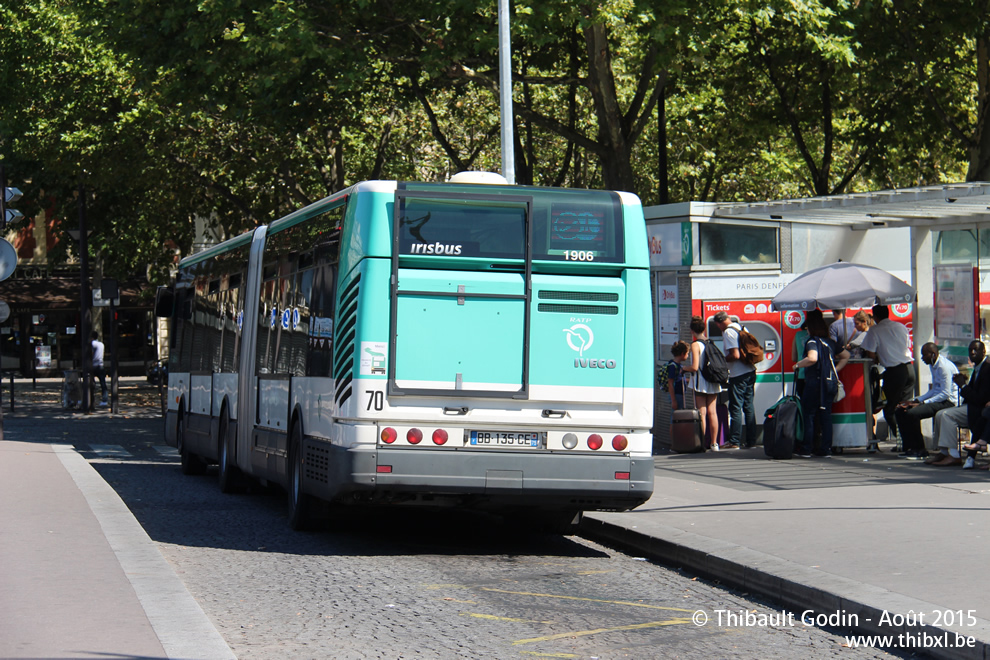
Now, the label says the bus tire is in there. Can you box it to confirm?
[287,423,313,531]
[178,409,207,476]
[217,410,242,493]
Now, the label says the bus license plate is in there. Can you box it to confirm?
[470,431,539,448]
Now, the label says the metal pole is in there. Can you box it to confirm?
[498,0,515,184]
[78,184,91,413]
[110,298,118,413]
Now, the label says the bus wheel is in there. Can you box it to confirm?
[178,411,207,476]
[287,424,313,531]
[217,411,242,493]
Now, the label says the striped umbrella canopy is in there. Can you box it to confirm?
[771,262,916,311]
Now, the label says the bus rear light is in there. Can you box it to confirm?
[587,434,603,450]
[377,465,392,473]
[615,471,630,480]
[407,428,423,444]
[432,429,448,445]
[381,427,397,444]
[612,435,628,451]
[562,433,579,449]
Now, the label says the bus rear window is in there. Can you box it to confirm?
[395,186,624,264]
[397,196,526,259]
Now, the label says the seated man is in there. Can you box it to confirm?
[929,405,968,465]
[894,343,958,460]
[927,340,990,466]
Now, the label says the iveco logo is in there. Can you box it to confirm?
[563,324,594,356]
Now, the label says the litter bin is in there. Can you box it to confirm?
[62,370,83,409]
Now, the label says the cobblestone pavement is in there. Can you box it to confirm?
[6,383,902,659]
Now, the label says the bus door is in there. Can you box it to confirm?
[388,192,532,399]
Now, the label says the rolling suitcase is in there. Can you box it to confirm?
[671,408,704,453]
[763,384,804,460]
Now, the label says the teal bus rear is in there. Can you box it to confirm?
[162,177,654,530]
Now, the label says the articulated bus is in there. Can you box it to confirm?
[158,174,654,531]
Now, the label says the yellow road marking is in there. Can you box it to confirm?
[513,618,694,645]
[423,584,470,590]
[460,612,553,624]
[442,598,478,604]
[480,588,693,613]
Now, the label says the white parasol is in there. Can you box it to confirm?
[771,262,916,311]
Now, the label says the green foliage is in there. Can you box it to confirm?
[0,0,986,285]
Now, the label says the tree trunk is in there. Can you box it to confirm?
[968,31,990,181]
[582,22,636,193]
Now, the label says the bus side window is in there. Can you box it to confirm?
[305,262,336,377]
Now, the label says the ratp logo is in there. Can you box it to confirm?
[563,324,594,357]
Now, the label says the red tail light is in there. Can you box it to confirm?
[432,429,448,445]
[587,434,603,450]
[381,427,397,444]
[377,465,392,473]
[612,435,628,451]
[615,471,630,480]
[407,428,423,444]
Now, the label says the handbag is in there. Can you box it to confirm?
[824,340,845,402]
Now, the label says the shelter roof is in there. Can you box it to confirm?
[709,182,990,230]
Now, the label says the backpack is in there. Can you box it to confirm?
[763,389,803,459]
[700,339,729,385]
[733,324,765,366]
[657,360,682,392]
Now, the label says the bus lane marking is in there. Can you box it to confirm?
[512,618,694,646]
[479,587,694,613]
[459,612,554,624]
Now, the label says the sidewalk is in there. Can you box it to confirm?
[583,446,990,660]
[4,380,989,658]
[0,380,234,660]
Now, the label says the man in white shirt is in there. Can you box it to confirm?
[893,343,958,459]
[714,311,757,448]
[859,305,915,440]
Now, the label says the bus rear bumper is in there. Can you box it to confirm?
[304,441,654,512]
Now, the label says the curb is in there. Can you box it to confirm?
[54,444,236,660]
[580,514,990,660]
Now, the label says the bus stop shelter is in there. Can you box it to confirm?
[645,181,990,447]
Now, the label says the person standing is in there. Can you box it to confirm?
[893,343,959,459]
[660,341,690,411]
[681,316,725,451]
[793,311,850,457]
[714,311,757,449]
[91,331,108,406]
[792,320,810,397]
[829,309,858,348]
[859,305,915,441]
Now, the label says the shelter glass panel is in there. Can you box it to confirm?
[699,224,778,266]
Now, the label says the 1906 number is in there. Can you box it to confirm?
[565,251,594,261]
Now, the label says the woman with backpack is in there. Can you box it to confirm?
[682,315,726,451]
[793,310,850,458]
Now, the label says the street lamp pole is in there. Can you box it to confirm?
[498,0,515,184]
[77,184,91,413]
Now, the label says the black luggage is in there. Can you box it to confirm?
[763,384,804,460]
[671,408,704,453]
